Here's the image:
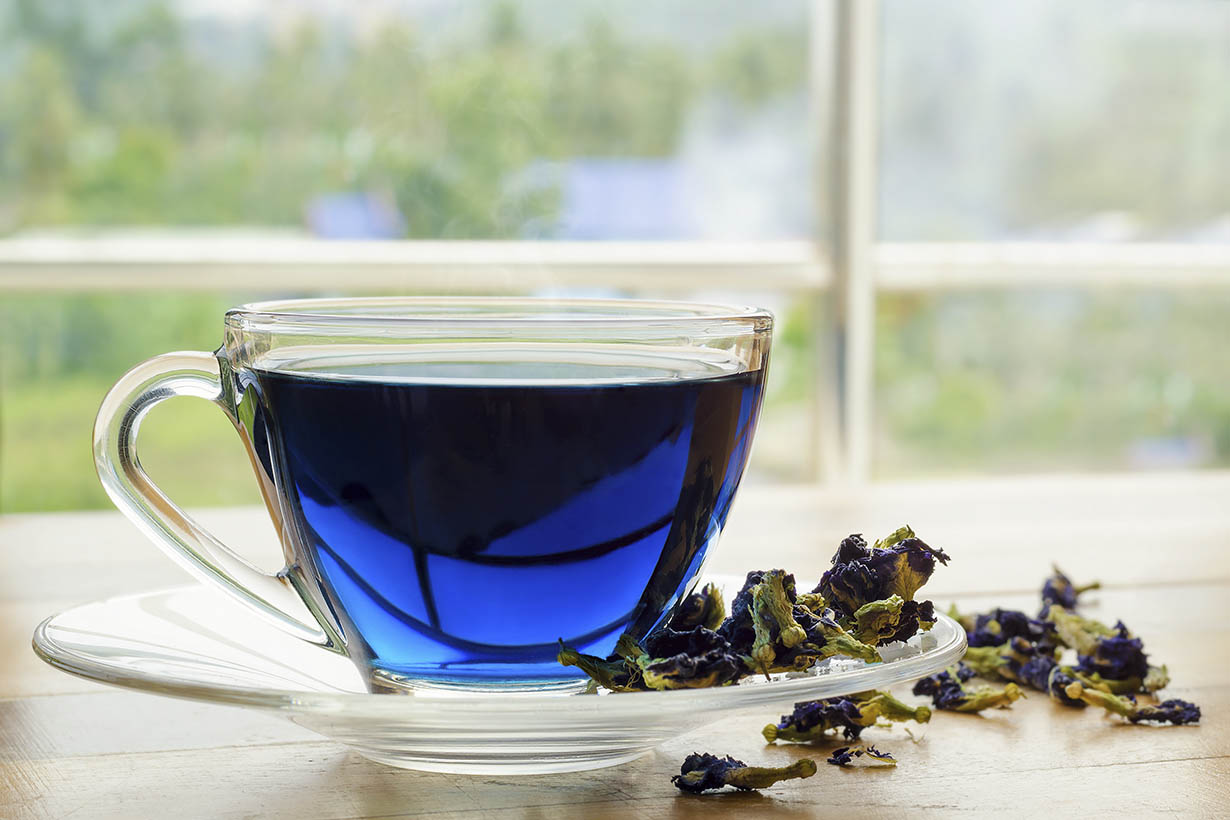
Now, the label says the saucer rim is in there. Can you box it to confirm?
[32,583,967,715]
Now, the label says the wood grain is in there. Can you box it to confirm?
[2,476,1228,819]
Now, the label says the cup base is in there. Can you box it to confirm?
[369,668,591,695]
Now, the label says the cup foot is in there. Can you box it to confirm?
[354,746,646,775]
[369,667,591,695]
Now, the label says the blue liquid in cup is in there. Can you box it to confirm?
[244,348,765,684]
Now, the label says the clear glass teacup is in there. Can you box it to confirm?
[94,297,772,691]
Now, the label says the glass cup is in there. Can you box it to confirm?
[94,297,772,691]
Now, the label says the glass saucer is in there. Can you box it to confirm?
[32,578,966,775]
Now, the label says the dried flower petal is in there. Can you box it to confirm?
[850,595,938,646]
[764,691,930,744]
[672,753,817,793]
[1047,666,1086,707]
[1129,699,1202,725]
[556,640,637,692]
[1074,621,1149,682]
[826,744,897,767]
[765,697,866,743]
[1059,680,1202,726]
[815,528,950,621]
[966,608,1055,649]
[1039,565,1100,616]
[1044,606,1118,654]
[914,665,1023,712]
[669,583,727,632]
[633,629,744,690]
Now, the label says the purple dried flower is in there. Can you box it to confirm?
[815,527,950,619]
[668,583,726,632]
[764,691,929,744]
[1129,699,1202,726]
[772,697,867,741]
[1074,621,1149,682]
[1039,565,1100,616]
[912,662,975,697]
[914,664,1023,712]
[826,746,856,766]
[1047,666,1087,708]
[966,608,1055,648]
[673,752,817,793]
[826,744,896,767]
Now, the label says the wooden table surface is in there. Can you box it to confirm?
[3,473,1228,819]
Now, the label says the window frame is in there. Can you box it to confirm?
[4,0,1230,485]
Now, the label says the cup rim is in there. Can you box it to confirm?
[226,296,772,333]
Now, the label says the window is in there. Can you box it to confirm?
[0,0,823,511]
[875,0,1230,476]
[2,1,1228,514]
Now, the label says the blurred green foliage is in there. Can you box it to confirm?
[875,291,1230,476]
[0,0,803,237]
[0,293,272,511]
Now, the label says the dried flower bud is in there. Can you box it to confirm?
[764,691,930,744]
[1044,606,1118,654]
[1074,621,1150,682]
[672,753,817,793]
[669,583,727,632]
[826,744,897,767]
[850,595,938,646]
[966,608,1056,649]
[1047,666,1086,707]
[914,664,1023,712]
[815,527,950,619]
[1059,680,1201,726]
[1039,565,1100,615]
[556,640,636,692]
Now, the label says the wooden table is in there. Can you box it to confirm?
[3,473,1228,818]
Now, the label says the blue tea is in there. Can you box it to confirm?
[244,348,765,685]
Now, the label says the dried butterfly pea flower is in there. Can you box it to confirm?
[826,744,896,767]
[719,570,881,675]
[849,595,938,646]
[814,528,950,620]
[1039,565,1100,616]
[965,608,1056,649]
[1073,621,1149,682]
[911,662,976,696]
[872,525,918,551]
[958,645,1008,679]
[644,652,744,691]
[768,603,882,672]
[556,641,638,692]
[1056,679,1201,726]
[642,626,724,656]
[750,570,809,666]
[625,630,745,691]
[966,637,1061,692]
[717,570,797,662]
[764,696,866,742]
[913,664,1023,712]
[1046,666,1087,707]
[1012,654,1060,693]
[1044,607,1169,694]
[763,691,930,744]
[1143,664,1172,693]
[669,583,727,632]
[1044,605,1118,654]
[558,627,746,692]
[672,752,818,793]
[1128,698,1202,725]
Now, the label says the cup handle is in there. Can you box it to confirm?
[94,351,330,645]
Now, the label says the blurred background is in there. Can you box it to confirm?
[2,0,1230,513]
